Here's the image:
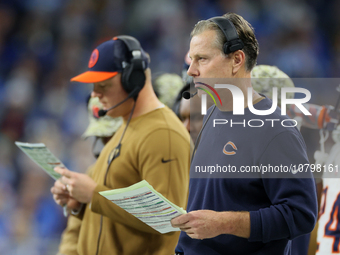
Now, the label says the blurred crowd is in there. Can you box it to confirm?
[0,0,340,254]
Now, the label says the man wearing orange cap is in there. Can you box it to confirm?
[51,36,191,254]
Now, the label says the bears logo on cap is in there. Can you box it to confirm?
[88,49,99,68]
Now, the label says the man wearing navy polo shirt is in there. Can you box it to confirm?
[171,12,317,255]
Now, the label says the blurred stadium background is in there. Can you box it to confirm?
[0,0,339,254]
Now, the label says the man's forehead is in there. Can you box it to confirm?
[93,76,117,86]
[189,30,217,57]
[94,81,109,87]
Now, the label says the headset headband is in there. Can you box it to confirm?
[114,35,146,98]
[208,16,244,54]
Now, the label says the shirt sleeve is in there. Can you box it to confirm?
[58,215,82,255]
[249,131,318,243]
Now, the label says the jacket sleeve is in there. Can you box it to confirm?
[90,129,190,234]
[58,215,82,255]
[248,131,318,243]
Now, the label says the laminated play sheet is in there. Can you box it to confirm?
[15,141,65,180]
[99,180,187,233]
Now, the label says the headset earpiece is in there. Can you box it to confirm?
[209,17,244,55]
[115,35,146,99]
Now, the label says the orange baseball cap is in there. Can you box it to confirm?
[71,37,149,83]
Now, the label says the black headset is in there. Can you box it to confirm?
[115,35,147,99]
[208,16,244,54]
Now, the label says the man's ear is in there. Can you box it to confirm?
[231,50,246,75]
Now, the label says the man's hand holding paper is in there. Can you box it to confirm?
[50,178,82,212]
[52,167,97,204]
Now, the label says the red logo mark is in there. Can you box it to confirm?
[88,49,99,68]
[92,105,100,118]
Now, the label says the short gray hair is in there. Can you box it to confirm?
[191,13,259,71]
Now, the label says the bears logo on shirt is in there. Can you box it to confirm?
[223,141,237,155]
